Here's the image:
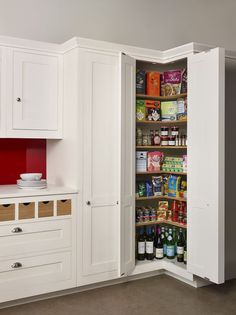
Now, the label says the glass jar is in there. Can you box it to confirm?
[161,136,169,146]
[142,134,148,146]
[171,126,179,136]
[168,135,176,146]
[161,126,169,136]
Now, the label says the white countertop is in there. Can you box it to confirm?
[0,185,78,199]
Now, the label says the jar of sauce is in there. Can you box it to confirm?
[161,136,169,146]
[168,136,176,146]
[171,126,179,136]
[161,126,169,136]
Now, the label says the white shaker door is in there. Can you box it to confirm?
[188,48,225,284]
[81,49,119,278]
[119,53,136,276]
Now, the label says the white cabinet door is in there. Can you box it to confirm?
[119,53,136,276]
[7,50,62,138]
[188,48,225,284]
[80,49,119,282]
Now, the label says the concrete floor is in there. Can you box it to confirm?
[1,275,236,315]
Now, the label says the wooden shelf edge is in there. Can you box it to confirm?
[136,195,187,202]
[137,171,187,176]
[136,220,187,229]
[136,93,187,101]
[136,120,187,124]
[136,146,187,149]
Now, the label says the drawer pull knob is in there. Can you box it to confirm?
[86,201,91,206]
[16,97,21,102]
[11,227,23,233]
[11,262,22,269]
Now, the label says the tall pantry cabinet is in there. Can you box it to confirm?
[47,39,235,288]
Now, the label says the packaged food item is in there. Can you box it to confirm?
[162,176,169,196]
[156,210,167,221]
[136,128,143,146]
[143,207,150,222]
[167,210,173,221]
[172,200,179,222]
[136,100,146,121]
[168,136,176,146]
[168,175,181,197]
[146,72,160,96]
[162,156,184,173]
[137,182,146,197]
[145,100,161,121]
[171,126,179,136]
[146,181,153,197]
[177,97,187,121]
[181,68,187,94]
[152,176,163,196]
[153,130,161,145]
[136,70,146,94]
[136,151,147,172]
[183,155,187,173]
[161,69,182,96]
[158,201,169,211]
[136,208,144,223]
[147,151,163,172]
[161,101,177,121]
[149,207,157,221]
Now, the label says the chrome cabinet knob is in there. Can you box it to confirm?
[86,201,91,205]
[11,262,22,269]
[11,227,23,233]
[16,97,21,102]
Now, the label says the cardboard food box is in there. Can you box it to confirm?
[146,72,161,96]
[136,69,146,94]
[161,101,177,121]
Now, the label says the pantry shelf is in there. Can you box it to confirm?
[136,146,187,149]
[136,93,187,101]
[136,196,187,202]
[136,120,187,125]
[136,171,187,176]
[136,219,187,229]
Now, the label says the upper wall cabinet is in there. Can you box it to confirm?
[2,47,62,139]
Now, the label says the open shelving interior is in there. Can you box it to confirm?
[135,57,188,270]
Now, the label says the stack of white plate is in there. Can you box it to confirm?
[17,173,47,189]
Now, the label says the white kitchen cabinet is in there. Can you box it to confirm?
[0,45,63,139]
[77,49,120,285]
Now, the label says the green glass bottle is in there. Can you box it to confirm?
[173,227,177,255]
[166,228,175,259]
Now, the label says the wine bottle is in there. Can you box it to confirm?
[166,228,175,259]
[184,230,187,264]
[161,226,167,257]
[177,228,185,262]
[154,226,164,259]
[137,227,145,260]
[146,226,154,260]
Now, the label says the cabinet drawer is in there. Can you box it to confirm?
[38,201,54,218]
[0,204,15,222]
[57,199,71,216]
[0,251,74,303]
[0,219,72,258]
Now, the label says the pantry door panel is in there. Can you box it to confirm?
[188,48,225,284]
[119,53,136,276]
[82,50,119,277]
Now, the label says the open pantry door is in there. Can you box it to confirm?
[119,53,136,276]
[188,48,225,284]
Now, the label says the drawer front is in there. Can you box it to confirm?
[0,251,75,303]
[0,219,72,258]
[38,201,54,218]
[0,204,15,222]
[19,202,35,220]
[57,199,72,216]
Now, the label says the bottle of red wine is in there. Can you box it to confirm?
[154,226,164,259]
[177,228,185,262]
[137,227,145,260]
[145,226,154,260]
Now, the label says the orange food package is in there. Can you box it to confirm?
[146,72,161,96]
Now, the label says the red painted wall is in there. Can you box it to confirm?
[0,139,46,184]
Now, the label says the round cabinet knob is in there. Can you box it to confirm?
[86,201,91,206]
[11,262,22,269]
[11,227,23,233]
[16,97,21,102]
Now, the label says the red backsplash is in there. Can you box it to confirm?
[0,139,46,184]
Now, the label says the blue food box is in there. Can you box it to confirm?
[136,69,146,94]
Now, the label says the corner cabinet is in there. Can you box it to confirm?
[1,47,63,139]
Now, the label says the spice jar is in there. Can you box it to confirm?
[161,136,169,146]
[171,126,179,136]
[142,134,148,146]
[168,135,176,146]
[161,126,169,136]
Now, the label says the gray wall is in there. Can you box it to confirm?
[0,0,235,50]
